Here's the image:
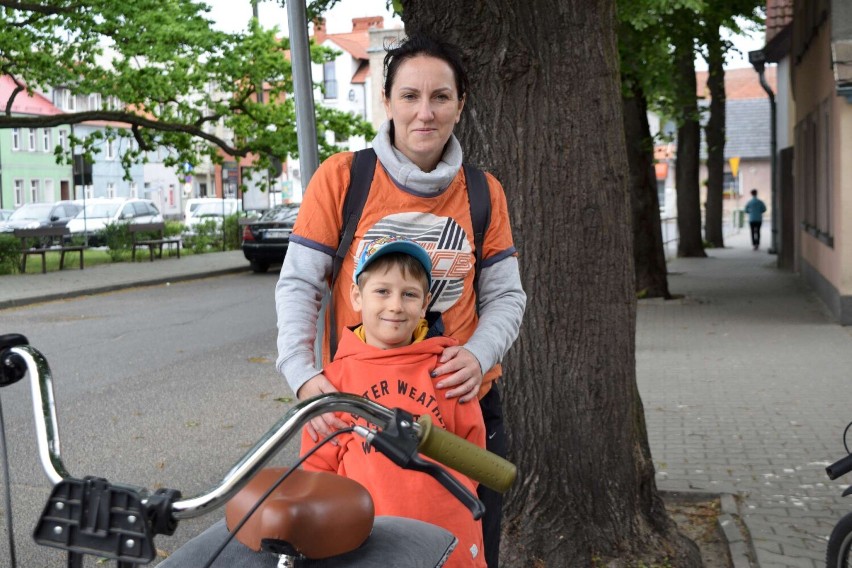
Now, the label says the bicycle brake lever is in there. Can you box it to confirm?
[363,409,486,520]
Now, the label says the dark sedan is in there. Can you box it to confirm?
[0,201,81,233]
[241,203,300,273]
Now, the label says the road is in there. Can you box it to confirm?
[0,271,296,566]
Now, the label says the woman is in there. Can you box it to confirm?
[275,33,525,567]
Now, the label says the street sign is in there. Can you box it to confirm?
[729,156,740,178]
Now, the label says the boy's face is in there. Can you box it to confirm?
[350,264,430,350]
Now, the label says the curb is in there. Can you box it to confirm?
[0,265,250,310]
[660,489,756,568]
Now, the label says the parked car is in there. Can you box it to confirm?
[184,198,239,224]
[184,199,240,235]
[66,198,163,246]
[0,209,12,221]
[0,201,81,233]
[241,203,300,273]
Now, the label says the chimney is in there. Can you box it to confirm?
[313,18,327,44]
[351,16,384,32]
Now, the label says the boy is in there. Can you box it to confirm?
[300,235,486,568]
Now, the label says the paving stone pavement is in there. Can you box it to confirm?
[637,227,852,568]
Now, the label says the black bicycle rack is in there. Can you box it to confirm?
[33,476,181,567]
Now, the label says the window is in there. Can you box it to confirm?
[105,139,115,160]
[11,128,20,150]
[129,182,138,198]
[796,97,834,246]
[62,90,76,111]
[30,179,41,202]
[28,129,36,151]
[323,61,338,99]
[44,179,55,201]
[88,93,102,110]
[106,183,116,198]
[14,180,24,206]
[42,129,51,152]
[85,186,93,199]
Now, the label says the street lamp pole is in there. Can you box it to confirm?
[749,49,778,257]
[287,0,319,188]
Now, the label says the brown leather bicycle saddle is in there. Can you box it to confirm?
[225,467,375,559]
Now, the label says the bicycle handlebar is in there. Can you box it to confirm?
[7,343,516,521]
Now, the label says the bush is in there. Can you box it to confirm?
[0,234,21,275]
[165,220,184,238]
[184,220,219,254]
[223,213,242,251]
[102,222,131,261]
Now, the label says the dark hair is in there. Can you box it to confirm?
[751,189,758,196]
[356,252,430,293]
[383,33,469,101]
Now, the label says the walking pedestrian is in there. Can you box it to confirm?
[745,189,767,250]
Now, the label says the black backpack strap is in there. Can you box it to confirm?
[463,163,491,313]
[329,148,377,359]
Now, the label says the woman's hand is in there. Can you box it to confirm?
[297,374,350,443]
[432,346,483,403]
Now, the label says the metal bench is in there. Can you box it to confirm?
[14,227,86,273]
[129,222,181,261]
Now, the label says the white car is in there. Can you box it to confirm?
[184,198,240,234]
[67,198,163,245]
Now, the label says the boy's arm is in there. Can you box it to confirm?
[300,423,344,473]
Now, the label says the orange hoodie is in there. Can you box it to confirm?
[301,327,486,567]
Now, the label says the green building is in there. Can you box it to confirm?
[0,76,73,210]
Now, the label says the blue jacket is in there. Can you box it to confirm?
[745,197,766,222]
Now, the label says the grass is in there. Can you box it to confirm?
[17,247,196,274]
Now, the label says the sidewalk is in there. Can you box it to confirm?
[639,227,852,567]
[0,250,250,309]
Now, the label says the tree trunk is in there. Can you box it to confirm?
[674,33,707,258]
[623,87,671,299]
[704,26,726,248]
[402,1,699,564]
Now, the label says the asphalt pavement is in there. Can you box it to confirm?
[2,229,851,567]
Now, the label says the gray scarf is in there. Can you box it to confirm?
[371,120,463,195]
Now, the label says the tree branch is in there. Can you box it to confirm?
[4,75,26,116]
[0,111,248,157]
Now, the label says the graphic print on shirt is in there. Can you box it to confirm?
[357,211,473,313]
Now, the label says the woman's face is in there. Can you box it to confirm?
[383,55,465,172]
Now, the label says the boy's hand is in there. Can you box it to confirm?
[432,346,483,403]
[297,374,350,443]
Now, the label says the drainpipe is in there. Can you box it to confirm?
[749,49,778,257]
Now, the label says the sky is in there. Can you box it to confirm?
[203,0,402,35]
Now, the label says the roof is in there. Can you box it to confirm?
[0,75,63,116]
[326,32,369,61]
[698,98,772,160]
[766,0,794,44]
[351,61,369,84]
[696,66,777,100]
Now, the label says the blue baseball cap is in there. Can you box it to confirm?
[353,236,432,288]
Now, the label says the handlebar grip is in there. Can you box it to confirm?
[827,453,852,480]
[416,415,516,494]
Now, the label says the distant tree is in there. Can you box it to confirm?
[0,0,374,175]
[700,3,763,248]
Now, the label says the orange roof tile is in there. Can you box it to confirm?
[327,32,368,61]
[351,61,369,84]
[766,0,793,44]
[0,75,63,116]
[695,66,777,100]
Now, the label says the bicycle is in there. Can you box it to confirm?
[0,333,516,567]
[825,420,852,567]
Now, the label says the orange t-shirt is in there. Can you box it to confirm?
[290,152,517,394]
[301,328,487,567]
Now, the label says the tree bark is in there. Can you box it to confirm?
[402,0,698,564]
[623,87,671,299]
[674,33,707,258]
[704,26,726,248]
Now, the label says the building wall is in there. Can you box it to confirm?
[74,124,145,199]
[0,126,72,209]
[794,16,852,322]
